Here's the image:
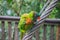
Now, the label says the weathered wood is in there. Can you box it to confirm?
[22,33,33,40]
[0,16,60,24]
[0,16,20,21]
[44,19,60,24]
[0,16,60,40]
[25,33,32,40]
[56,25,60,40]
[35,29,40,40]
[14,22,18,40]
[8,22,12,40]
[50,25,54,40]
[28,37,32,40]
[56,26,59,40]
[43,24,47,40]
[1,21,5,40]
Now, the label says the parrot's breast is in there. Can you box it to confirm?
[26,18,32,25]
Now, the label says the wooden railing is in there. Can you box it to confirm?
[0,16,60,40]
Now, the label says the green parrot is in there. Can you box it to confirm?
[18,11,40,40]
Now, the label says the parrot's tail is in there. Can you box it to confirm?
[20,32,25,40]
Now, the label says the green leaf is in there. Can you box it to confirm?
[7,0,12,4]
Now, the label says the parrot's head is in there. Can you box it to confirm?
[29,11,40,22]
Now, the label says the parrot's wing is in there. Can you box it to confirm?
[18,18,26,32]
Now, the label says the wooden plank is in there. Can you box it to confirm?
[50,25,54,40]
[0,16,60,24]
[14,22,18,40]
[43,24,47,40]
[22,32,33,40]
[44,19,60,24]
[28,37,32,40]
[56,26,58,40]
[0,16,20,21]
[1,21,5,40]
[35,29,40,40]
[8,22,12,40]
[25,33,32,40]
[56,25,60,40]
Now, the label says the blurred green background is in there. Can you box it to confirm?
[0,0,60,40]
[0,0,60,18]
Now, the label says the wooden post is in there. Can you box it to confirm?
[1,21,5,40]
[35,29,40,40]
[14,22,18,40]
[8,22,12,40]
[50,24,54,40]
[43,24,47,40]
[56,24,60,40]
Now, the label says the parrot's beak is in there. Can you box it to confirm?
[37,17,40,21]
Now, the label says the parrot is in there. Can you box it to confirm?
[18,11,40,40]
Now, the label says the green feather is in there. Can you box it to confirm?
[18,11,35,40]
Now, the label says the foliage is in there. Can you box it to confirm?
[0,0,60,18]
[49,1,60,18]
[55,2,60,18]
[0,0,46,16]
